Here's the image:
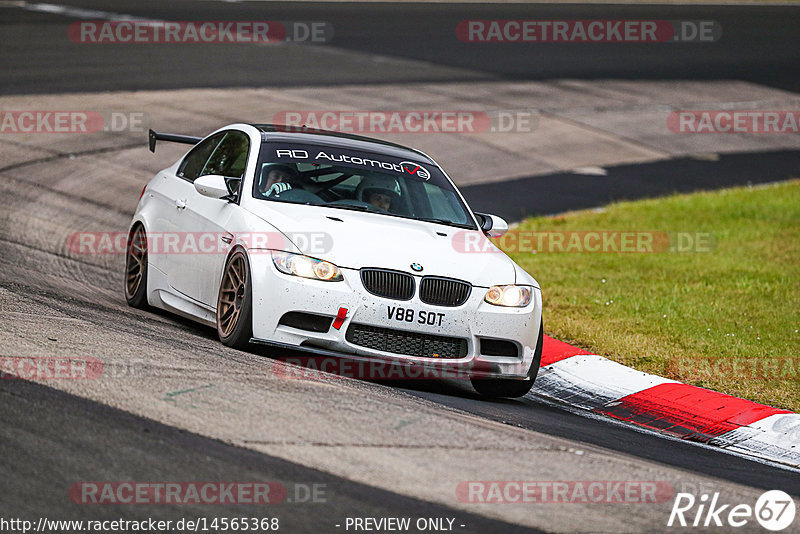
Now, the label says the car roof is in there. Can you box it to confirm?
[251,124,434,164]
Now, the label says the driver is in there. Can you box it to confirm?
[355,175,401,212]
[259,164,299,197]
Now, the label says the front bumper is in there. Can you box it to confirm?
[249,253,542,379]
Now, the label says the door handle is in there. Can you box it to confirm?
[175,199,186,210]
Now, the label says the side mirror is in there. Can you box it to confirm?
[194,174,232,199]
[475,212,509,238]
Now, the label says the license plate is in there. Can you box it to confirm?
[387,305,446,327]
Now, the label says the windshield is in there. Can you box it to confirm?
[251,142,477,229]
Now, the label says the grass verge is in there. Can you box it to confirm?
[505,180,800,412]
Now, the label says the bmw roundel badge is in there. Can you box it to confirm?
[410,263,423,272]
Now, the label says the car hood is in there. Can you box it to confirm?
[244,201,516,286]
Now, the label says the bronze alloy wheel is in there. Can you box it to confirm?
[216,250,253,348]
[124,224,148,308]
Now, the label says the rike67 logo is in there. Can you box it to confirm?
[668,490,796,531]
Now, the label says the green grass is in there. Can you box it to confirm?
[506,180,800,412]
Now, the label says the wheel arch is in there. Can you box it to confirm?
[217,243,252,289]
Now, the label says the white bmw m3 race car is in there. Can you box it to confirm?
[125,124,542,397]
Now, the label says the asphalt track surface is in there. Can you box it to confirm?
[2,1,800,94]
[0,378,537,533]
[461,149,800,221]
[2,1,800,532]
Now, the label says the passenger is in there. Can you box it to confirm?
[356,176,401,212]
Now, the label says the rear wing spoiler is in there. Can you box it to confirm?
[148,129,202,153]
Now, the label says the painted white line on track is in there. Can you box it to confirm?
[14,1,150,21]
[6,1,485,76]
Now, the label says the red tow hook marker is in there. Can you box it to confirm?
[332,307,348,330]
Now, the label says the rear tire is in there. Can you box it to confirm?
[124,224,149,309]
[216,249,253,350]
[471,317,543,398]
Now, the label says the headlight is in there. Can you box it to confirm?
[271,252,342,281]
[484,285,532,307]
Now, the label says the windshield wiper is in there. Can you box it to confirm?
[317,203,372,213]
[416,217,475,229]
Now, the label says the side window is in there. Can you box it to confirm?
[177,133,224,182]
[201,131,250,180]
[423,183,468,224]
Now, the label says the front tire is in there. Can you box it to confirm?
[471,317,543,399]
[124,224,149,309]
[216,249,253,350]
